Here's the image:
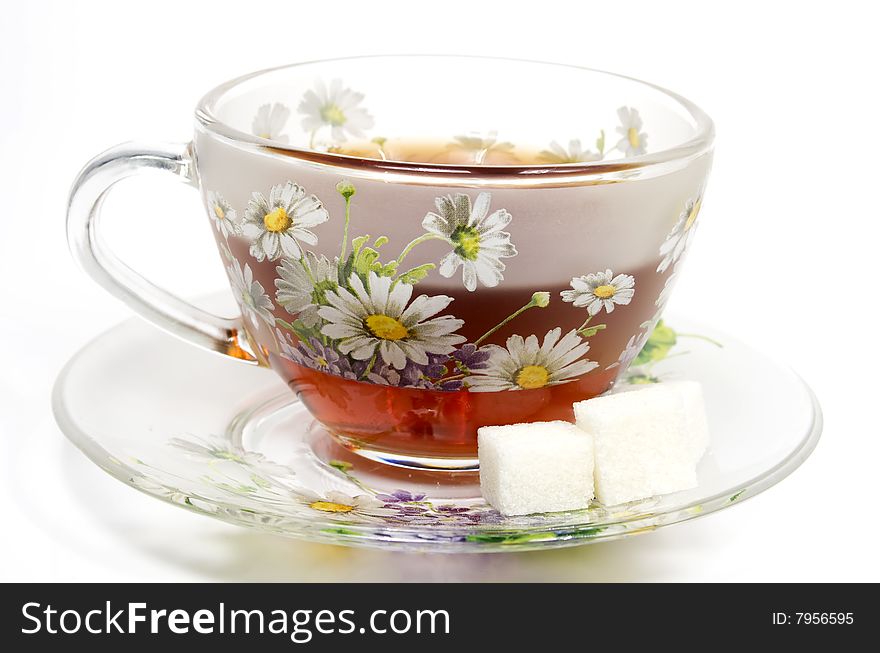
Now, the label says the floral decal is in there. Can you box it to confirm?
[422,192,517,292]
[658,193,703,273]
[206,176,650,390]
[225,259,274,329]
[206,191,238,238]
[252,103,291,143]
[217,92,715,392]
[614,106,648,157]
[297,79,375,145]
[241,181,329,261]
[468,328,598,392]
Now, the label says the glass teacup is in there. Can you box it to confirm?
[67,56,714,470]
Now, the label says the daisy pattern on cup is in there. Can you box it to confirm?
[422,192,517,292]
[206,191,238,238]
[241,181,329,261]
[467,328,598,392]
[275,252,340,328]
[538,139,602,163]
[318,271,466,371]
[298,79,374,143]
[561,269,636,316]
[251,103,291,142]
[450,131,515,164]
[657,194,703,273]
[225,259,275,329]
[606,330,651,371]
[614,106,647,156]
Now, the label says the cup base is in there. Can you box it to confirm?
[225,392,481,473]
[330,433,480,471]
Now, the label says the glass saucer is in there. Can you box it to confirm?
[53,294,821,552]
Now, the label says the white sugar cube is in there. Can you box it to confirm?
[478,421,594,516]
[574,383,705,506]
[613,380,709,464]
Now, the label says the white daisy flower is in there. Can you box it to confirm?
[607,331,651,370]
[298,79,374,142]
[467,328,598,392]
[226,259,275,328]
[614,106,648,156]
[422,192,517,292]
[451,131,515,164]
[561,269,636,316]
[657,194,703,272]
[241,181,329,262]
[251,103,291,142]
[206,191,238,238]
[170,436,293,478]
[318,271,465,370]
[538,139,602,163]
[656,270,678,308]
[275,252,340,328]
[292,487,393,517]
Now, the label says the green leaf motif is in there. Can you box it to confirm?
[626,372,661,385]
[633,320,677,366]
[396,263,436,285]
[328,459,353,472]
[465,532,555,545]
[596,129,606,154]
[578,324,607,338]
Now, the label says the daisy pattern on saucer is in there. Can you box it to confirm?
[251,103,291,142]
[275,252,340,328]
[614,106,647,156]
[298,79,374,142]
[206,191,238,238]
[226,259,275,328]
[422,192,517,292]
[538,139,602,163]
[467,328,598,392]
[561,269,635,316]
[170,436,293,478]
[293,488,393,518]
[241,181,329,261]
[318,271,465,370]
[657,194,703,273]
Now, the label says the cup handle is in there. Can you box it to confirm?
[67,142,260,364]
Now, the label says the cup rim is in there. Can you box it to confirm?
[195,54,715,179]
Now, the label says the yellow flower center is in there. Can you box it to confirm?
[627,127,641,149]
[315,356,328,368]
[263,206,292,232]
[451,226,481,262]
[593,284,616,299]
[258,132,271,139]
[309,501,354,513]
[515,365,550,389]
[320,103,347,126]
[685,198,702,231]
[213,204,225,220]
[365,315,409,341]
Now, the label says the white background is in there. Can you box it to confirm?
[1,0,877,581]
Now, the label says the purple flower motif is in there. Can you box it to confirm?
[280,335,357,380]
[452,344,491,371]
[359,353,452,390]
[376,489,427,503]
